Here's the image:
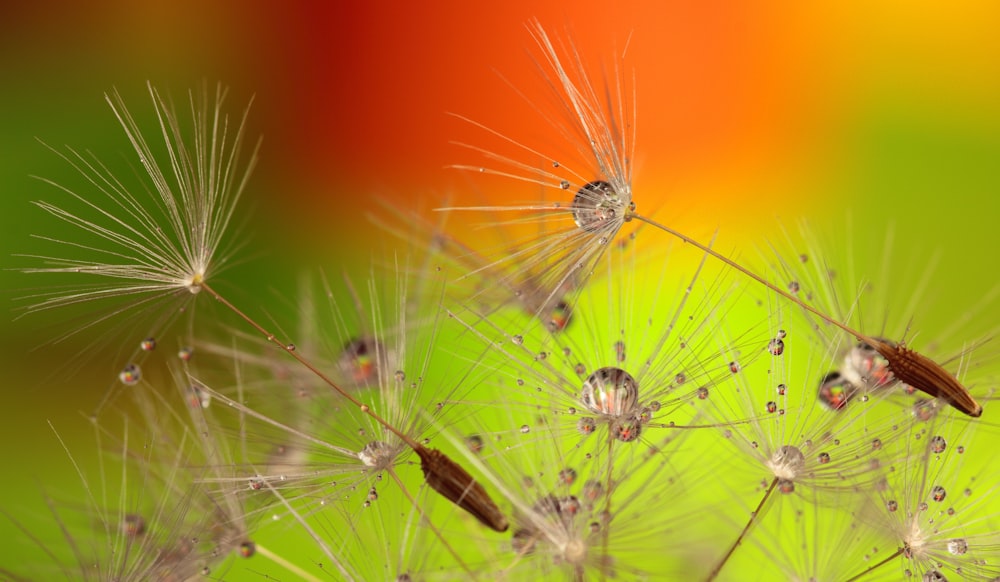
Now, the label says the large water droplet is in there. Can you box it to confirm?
[581,367,639,416]
[768,445,806,480]
[818,371,856,411]
[570,180,626,232]
[358,441,394,467]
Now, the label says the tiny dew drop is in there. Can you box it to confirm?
[768,338,785,356]
[729,361,741,374]
[285,343,296,351]
[512,335,524,346]
[696,387,709,400]
[788,281,800,294]
[239,541,256,558]
[932,485,946,502]
[577,417,597,435]
[394,370,406,382]
[675,373,686,384]
[560,180,571,190]
[776,384,787,396]
[465,434,484,455]
[777,479,795,494]
[122,514,146,536]
[140,337,156,351]
[817,452,830,464]
[886,500,898,512]
[766,401,778,413]
[119,364,142,386]
[520,425,530,434]
[922,571,947,582]
[929,435,947,454]
[178,346,194,361]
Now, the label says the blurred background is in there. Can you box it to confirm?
[1,0,998,574]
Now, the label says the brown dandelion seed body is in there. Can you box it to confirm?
[870,340,982,418]
[416,445,509,532]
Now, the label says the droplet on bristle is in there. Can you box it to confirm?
[239,541,256,558]
[140,337,156,351]
[512,335,524,346]
[178,346,194,361]
[929,435,947,454]
[119,364,142,386]
[932,485,947,502]
[123,514,145,536]
[768,338,785,356]
[465,434,484,455]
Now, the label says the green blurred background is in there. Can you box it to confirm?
[2,0,998,576]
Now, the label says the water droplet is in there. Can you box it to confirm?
[583,480,603,501]
[338,337,382,384]
[611,417,642,442]
[178,346,194,361]
[818,371,855,411]
[947,538,968,555]
[768,339,785,356]
[394,370,406,382]
[512,335,524,346]
[581,367,639,416]
[648,401,661,412]
[777,479,795,494]
[956,445,965,454]
[140,337,156,351]
[675,373,686,384]
[466,434,484,455]
[123,514,145,536]
[119,364,142,386]
[729,361,741,374]
[846,339,897,390]
[777,384,787,396]
[239,541,256,558]
[768,445,806,480]
[922,570,948,582]
[817,452,830,464]
[187,384,211,409]
[766,401,778,413]
[358,441,394,467]
[571,180,626,232]
[697,387,709,399]
[574,363,586,375]
[913,399,939,421]
[577,417,597,435]
[788,281,800,293]
[547,301,572,332]
[872,438,882,450]
[560,180,571,190]
[559,468,577,485]
[932,485,946,502]
[520,425,530,434]
[929,435,947,454]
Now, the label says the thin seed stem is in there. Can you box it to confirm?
[632,214,876,346]
[197,282,420,449]
[843,546,905,582]
[704,477,778,582]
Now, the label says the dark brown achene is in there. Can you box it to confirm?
[870,339,983,418]
[416,445,510,532]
